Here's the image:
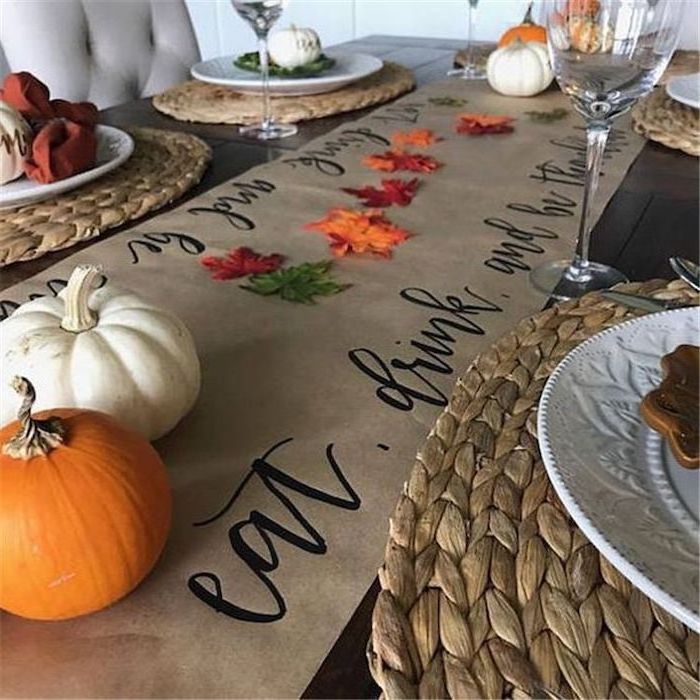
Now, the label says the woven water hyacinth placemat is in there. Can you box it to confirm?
[0,128,211,267]
[151,62,415,125]
[632,88,700,157]
[368,279,699,699]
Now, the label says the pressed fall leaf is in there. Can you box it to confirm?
[391,129,442,147]
[201,246,285,280]
[306,207,411,258]
[342,178,419,207]
[455,113,515,135]
[428,96,467,107]
[362,150,442,174]
[242,261,348,304]
[525,108,569,123]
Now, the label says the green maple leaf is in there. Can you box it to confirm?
[241,261,349,304]
[428,96,467,107]
[525,108,569,124]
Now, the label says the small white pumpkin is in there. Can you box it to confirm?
[0,265,201,441]
[0,100,32,185]
[268,25,321,68]
[487,39,554,97]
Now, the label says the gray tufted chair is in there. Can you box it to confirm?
[0,0,200,109]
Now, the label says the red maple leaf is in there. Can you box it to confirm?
[455,113,515,135]
[342,178,419,207]
[362,149,442,174]
[201,246,285,281]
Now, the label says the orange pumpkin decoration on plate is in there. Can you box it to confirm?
[567,0,601,17]
[498,3,547,47]
[0,377,172,620]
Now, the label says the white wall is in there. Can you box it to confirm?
[186,0,700,59]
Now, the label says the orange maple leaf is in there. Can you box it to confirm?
[391,128,443,147]
[362,149,442,173]
[305,207,411,258]
[455,113,515,135]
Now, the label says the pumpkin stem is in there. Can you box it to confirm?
[61,264,102,333]
[2,377,65,459]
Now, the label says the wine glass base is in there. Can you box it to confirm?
[239,122,298,140]
[530,260,629,301]
[447,65,486,80]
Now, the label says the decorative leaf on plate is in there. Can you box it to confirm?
[233,51,336,78]
[362,149,442,173]
[525,108,569,123]
[342,178,419,207]
[201,246,285,281]
[428,96,467,107]
[241,261,348,304]
[455,113,515,135]
[305,207,411,257]
[391,129,443,147]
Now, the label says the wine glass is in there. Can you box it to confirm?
[530,0,683,300]
[448,0,486,80]
[231,0,297,140]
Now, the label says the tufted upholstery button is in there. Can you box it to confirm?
[0,0,200,109]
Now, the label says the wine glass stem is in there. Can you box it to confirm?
[257,34,272,131]
[571,121,610,276]
[466,3,475,69]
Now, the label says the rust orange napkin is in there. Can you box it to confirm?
[0,72,98,183]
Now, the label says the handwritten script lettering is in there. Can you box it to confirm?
[349,286,502,411]
[188,179,275,230]
[127,231,205,265]
[371,102,427,125]
[281,128,390,176]
[188,438,360,623]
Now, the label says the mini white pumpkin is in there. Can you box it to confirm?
[0,100,32,185]
[268,25,321,68]
[487,39,554,97]
[0,265,201,441]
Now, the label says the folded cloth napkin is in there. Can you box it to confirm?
[0,72,98,183]
[23,120,98,185]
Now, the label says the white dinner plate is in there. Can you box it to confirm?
[538,307,700,631]
[191,50,383,96]
[0,125,134,210]
[666,73,700,110]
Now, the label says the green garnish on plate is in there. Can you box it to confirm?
[233,52,336,78]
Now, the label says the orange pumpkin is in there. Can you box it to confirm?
[498,3,547,47]
[568,0,600,17]
[0,377,172,620]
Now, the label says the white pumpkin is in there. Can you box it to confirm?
[0,100,32,185]
[0,265,201,441]
[487,39,554,97]
[268,25,321,68]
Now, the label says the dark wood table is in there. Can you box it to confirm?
[1,35,698,698]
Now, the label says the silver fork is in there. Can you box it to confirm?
[670,257,700,292]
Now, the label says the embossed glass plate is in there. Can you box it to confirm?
[191,51,383,96]
[0,125,134,210]
[538,307,700,631]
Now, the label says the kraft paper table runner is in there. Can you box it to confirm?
[0,80,645,698]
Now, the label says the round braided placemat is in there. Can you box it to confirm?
[151,62,415,125]
[368,279,700,699]
[632,88,700,157]
[0,128,211,267]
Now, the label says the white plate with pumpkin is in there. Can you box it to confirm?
[0,124,134,210]
[191,50,383,96]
